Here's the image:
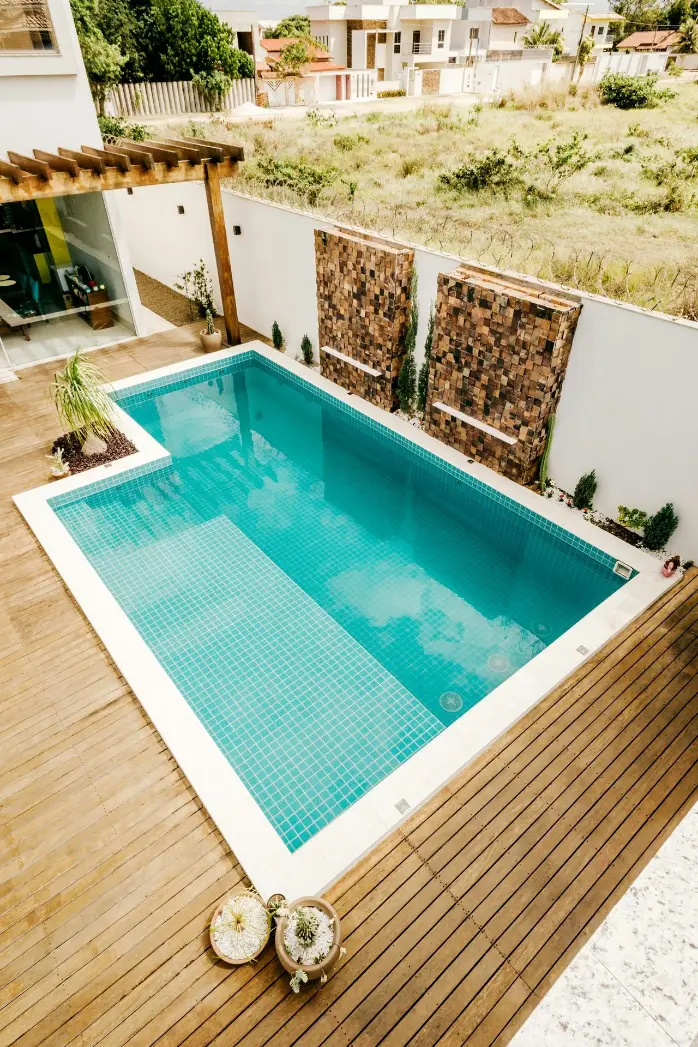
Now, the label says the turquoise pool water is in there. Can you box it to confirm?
[52,353,627,851]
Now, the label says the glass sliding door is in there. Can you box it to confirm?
[0,191,136,369]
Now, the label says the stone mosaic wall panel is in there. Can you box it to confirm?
[424,264,581,483]
[315,228,414,411]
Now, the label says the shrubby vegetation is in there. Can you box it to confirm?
[158,81,698,317]
[97,114,147,140]
[598,72,673,109]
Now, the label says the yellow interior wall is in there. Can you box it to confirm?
[36,198,72,270]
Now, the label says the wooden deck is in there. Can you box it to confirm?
[1,327,697,1047]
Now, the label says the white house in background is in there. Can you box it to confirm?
[0,0,144,374]
[307,3,473,87]
[561,4,623,54]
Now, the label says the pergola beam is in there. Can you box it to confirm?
[82,145,132,172]
[58,148,106,174]
[7,152,52,181]
[33,150,80,178]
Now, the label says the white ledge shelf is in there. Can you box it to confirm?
[433,401,518,446]
[321,345,382,377]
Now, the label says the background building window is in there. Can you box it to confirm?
[393,30,401,53]
[437,28,445,48]
[0,0,57,52]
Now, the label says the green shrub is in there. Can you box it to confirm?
[97,114,147,142]
[192,69,232,108]
[271,320,284,351]
[398,269,418,414]
[333,133,355,151]
[643,502,679,550]
[417,302,434,414]
[300,333,313,364]
[572,469,597,510]
[439,148,520,195]
[399,157,423,178]
[538,413,555,490]
[617,505,648,531]
[598,72,667,110]
[377,89,405,98]
[255,156,336,203]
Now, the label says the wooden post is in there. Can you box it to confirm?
[203,160,240,346]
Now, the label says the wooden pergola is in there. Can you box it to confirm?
[0,137,244,345]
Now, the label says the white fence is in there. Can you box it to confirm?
[117,184,698,556]
[106,78,256,118]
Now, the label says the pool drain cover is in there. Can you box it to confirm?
[440,691,463,713]
[488,654,510,674]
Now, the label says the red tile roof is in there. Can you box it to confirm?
[618,29,682,49]
[490,7,530,25]
[258,38,345,74]
[260,37,333,60]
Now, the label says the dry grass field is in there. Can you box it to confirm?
[165,78,698,315]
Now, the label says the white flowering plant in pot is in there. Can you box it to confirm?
[274,896,345,992]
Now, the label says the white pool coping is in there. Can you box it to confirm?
[13,340,676,903]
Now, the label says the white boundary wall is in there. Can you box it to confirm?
[117,184,698,556]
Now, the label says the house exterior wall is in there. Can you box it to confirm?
[118,185,698,555]
[0,0,101,154]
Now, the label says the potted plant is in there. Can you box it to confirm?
[52,349,116,456]
[209,889,271,965]
[200,310,222,353]
[275,897,343,992]
[46,447,70,479]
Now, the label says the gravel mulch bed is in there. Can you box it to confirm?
[53,430,137,474]
[593,516,644,548]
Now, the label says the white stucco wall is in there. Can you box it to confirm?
[119,186,698,556]
[0,0,102,154]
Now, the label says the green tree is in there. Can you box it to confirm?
[275,38,312,76]
[140,0,253,81]
[264,15,312,38]
[417,302,434,414]
[70,0,125,114]
[576,34,594,74]
[678,17,698,50]
[95,0,143,80]
[643,502,679,550]
[523,20,564,58]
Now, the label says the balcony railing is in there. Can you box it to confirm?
[409,42,433,54]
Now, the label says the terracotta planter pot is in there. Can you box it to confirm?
[200,329,223,353]
[275,897,341,982]
[209,889,271,965]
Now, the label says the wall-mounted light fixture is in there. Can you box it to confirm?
[177,205,185,215]
[233,225,242,236]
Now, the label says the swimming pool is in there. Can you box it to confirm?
[49,348,628,853]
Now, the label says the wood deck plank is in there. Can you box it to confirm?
[1,324,696,1047]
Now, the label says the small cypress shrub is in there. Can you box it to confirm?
[417,303,434,414]
[398,270,418,414]
[271,321,284,352]
[643,502,679,550]
[538,412,555,491]
[572,469,597,510]
[300,334,313,365]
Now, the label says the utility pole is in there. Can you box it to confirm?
[571,3,590,83]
